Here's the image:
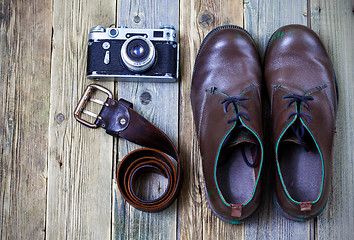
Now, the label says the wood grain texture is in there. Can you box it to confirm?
[46,0,115,239]
[113,1,179,239]
[1,0,352,239]
[178,0,244,239]
[244,0,309,57]
[311,1,353,239]
[0,1,52,239]
[243,1,315,239]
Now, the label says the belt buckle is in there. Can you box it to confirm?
[74,84,113,128]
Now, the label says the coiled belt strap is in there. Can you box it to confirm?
[93,97,182,212]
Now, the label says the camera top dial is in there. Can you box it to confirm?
[108,28,119,38]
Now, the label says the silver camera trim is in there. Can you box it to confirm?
[87,73,177,83]
[89,25,177,42]
[120,36,156,72]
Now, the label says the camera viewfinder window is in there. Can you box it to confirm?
[153,31,163,38]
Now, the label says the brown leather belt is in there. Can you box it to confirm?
[74,84,182,212]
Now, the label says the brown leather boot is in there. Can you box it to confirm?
[191,25,264,223]
[264,25,338,221]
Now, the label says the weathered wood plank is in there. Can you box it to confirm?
[311,1,353,239]
[178,0,244,239]
[46,0,115,239]
[0,1,52,239]
[244,0,309,57]
[113,1,179,239]
[1,1,351,239]
[244,1,315,239]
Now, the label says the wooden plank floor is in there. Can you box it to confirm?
[0,0,352,239]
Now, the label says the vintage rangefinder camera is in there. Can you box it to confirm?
[87,25,179,82]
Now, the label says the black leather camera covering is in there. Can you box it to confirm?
[87,40,177,77]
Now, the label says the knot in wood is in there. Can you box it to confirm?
[140,92,152,105]
[199,12,214,27]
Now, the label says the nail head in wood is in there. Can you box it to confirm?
[134,15,141,23]
[56,113,65,124]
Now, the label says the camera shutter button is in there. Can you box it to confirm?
[90,25,105,32]
[160,25,175,30]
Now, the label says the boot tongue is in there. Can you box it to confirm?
[221,126,260,168]
[280,120,312,152]
[281,120,305,146]
[224,127,258,149]
[281,135,303,145]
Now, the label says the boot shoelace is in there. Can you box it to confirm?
[220,96,258,167]
[283,94,314,150]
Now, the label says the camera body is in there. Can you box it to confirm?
[87,25,179,82]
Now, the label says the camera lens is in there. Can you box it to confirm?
[121,36,156,73]
[132,45,144,57]
[127,39,149,60]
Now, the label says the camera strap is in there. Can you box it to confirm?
[74,84,182,212]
